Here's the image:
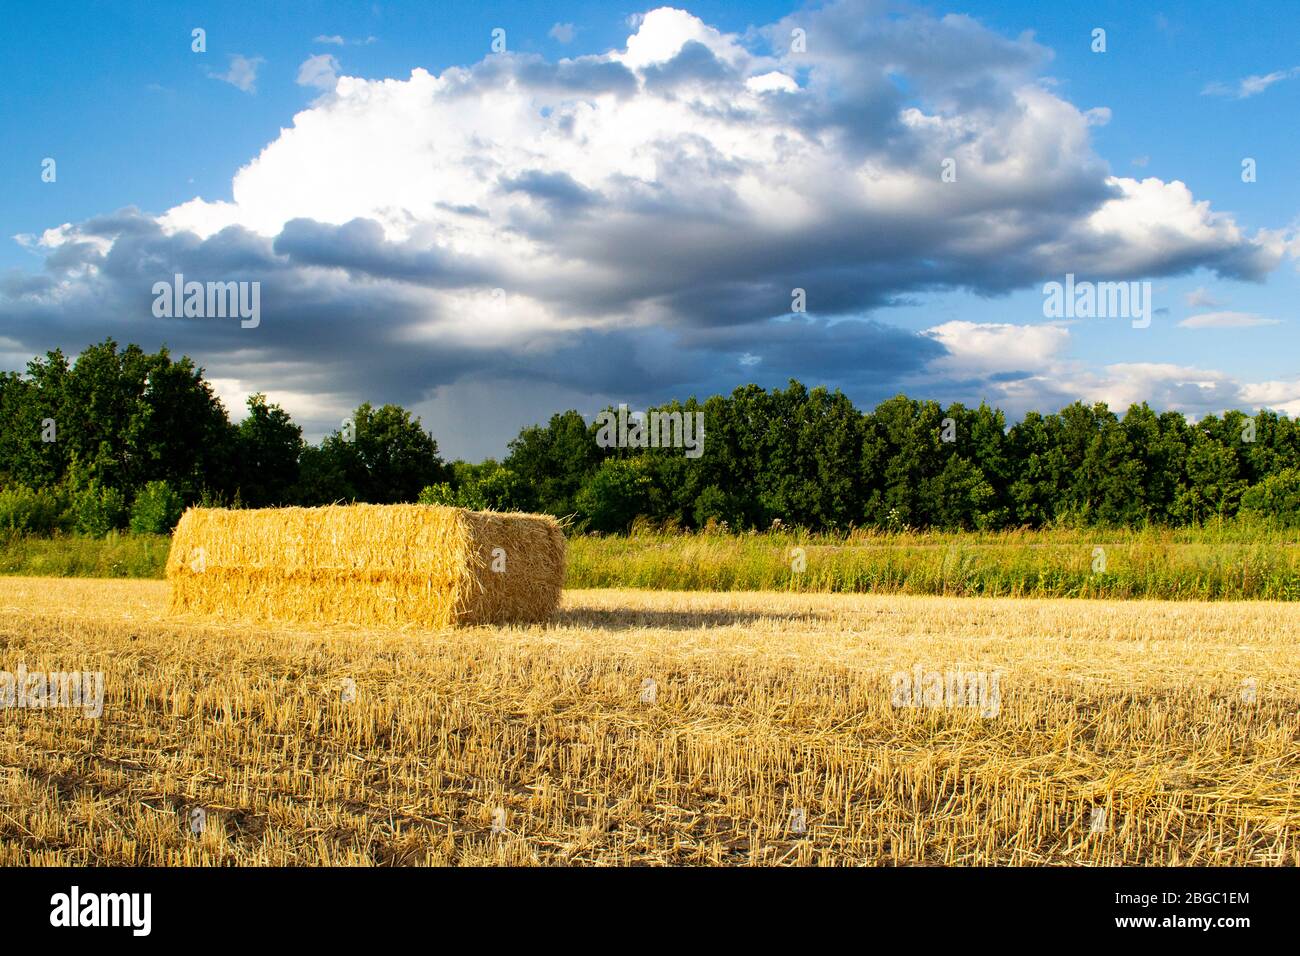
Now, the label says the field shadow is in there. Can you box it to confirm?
[552,606,833,631]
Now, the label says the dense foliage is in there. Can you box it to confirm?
[1,341,1297,534]
[0,341,449,534]
[493,383,1299,532]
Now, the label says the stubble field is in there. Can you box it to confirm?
[1,577,1297,865]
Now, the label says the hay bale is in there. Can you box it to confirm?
[166,504,565,627]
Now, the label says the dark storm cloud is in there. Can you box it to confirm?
[642,40,736,92]
[273,218,492,286]
[498,170,601,212]
[457,51,639,98]
[77,207,165,240]
[0,272,57,298]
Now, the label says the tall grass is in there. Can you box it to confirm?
[5,524,1300,600]
[567,525,1300,600]
[0,531,170,579]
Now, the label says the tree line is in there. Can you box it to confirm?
[1,340,1298,535]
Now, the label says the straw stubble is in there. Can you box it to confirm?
[166,504,565,627]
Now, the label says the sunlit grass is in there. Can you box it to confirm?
[5,523,1300,600]
[567,525,1300,600]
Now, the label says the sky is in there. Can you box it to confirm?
[2,0,1299,460]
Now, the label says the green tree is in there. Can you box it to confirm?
[928,454,997,530]
[1239,468,1300,526]
[419,460,526,510]
[1235,409,1298,486]
[294,444,355,505]
[1175,421,1246,522]
[1007,411,1065,527]
[71,480,127,537]
[758,383,865,530]
[305,403,448,504]
[865,395,947,527]
[0,485,65,534]
[234,394,303,507]
[0,341,233,503]
[129,480,185,533]
[575,457,655,532]
[1084,411,1144,526]
[0,351,70,489]
[505,410,603,516]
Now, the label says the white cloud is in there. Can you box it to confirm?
[1202,66,1300,98]
[296,53,341,90]
[923,321,1071,376]
[916,320,1297,422]
[746,71,797,93]
[1080,363,1241,414]
[208,377,350,427]
[1239,380,1300,418]
[208,53,264,93]
[1072,176,1277,277]
[1178,310,1281,329]
[615,6,748,70]
[314,34,376,46]
[910,320,1076,419]
[548,22,576,44]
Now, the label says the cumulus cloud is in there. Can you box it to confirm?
[1079,363,1243,415]
[907,319,1075,417]
[549,23,577,44]
[207,53,264,93]
[917,317,1300,425]
[922,320,1070,378]
[2,2,1294,455]
[1239,379,1300,418]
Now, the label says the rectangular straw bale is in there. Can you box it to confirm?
[166,504,565,627]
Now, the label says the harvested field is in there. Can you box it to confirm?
[0,577,1296,865]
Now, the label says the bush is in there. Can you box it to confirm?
[71,481,128,537]
[576,458,655,533]
[0,485,65,535]
[1239,469,1300,527]
[417,482,458,506]
[129,480,185,534]
[418,463,525,511]
[693,484,743,530]
[470,464,525,511]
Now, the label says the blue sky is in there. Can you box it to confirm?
[2,1,1298,458]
